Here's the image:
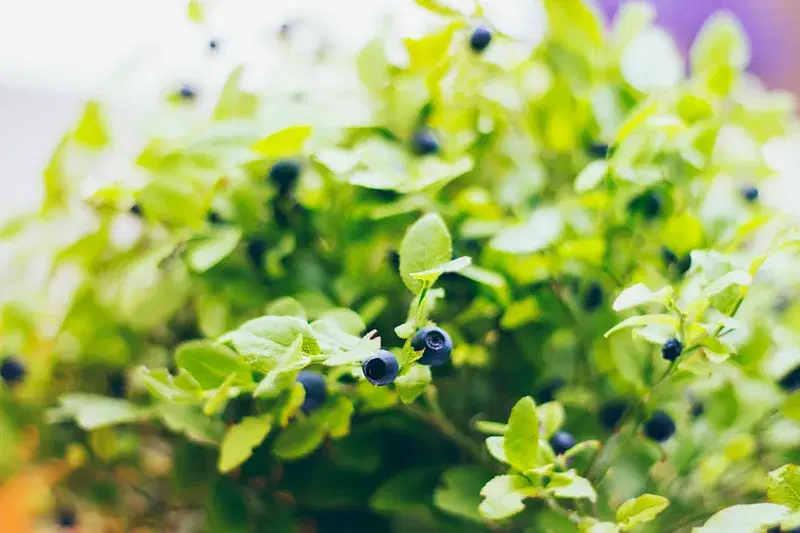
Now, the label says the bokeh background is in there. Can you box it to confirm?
[0,0,799,221]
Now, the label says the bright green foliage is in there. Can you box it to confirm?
[1,0,800,531]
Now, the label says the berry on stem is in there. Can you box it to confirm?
[269,159,301,195]
[411,129,440,156]
[108,371,127,399]
[661,338,683,362]
[583,283,603,311]
[411,326,452,366]
[588,142,610,159]
[741,186,759,203]
[549,431,576,455]
[296,371,326,413]
[362,350,400,386]
[469,26,492,53]
[0,356,26,385]
[56,507,77,528]
[629,192,661,219]
[130,203,143,217]
[599,400,627,430]
[644,410,676,442]
[178,85,198,100]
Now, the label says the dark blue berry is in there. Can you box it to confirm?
[537,377,565,403]
[129,203,143,217]
[362,350,400,386]
[411,326,452,366]
[56,507,77,528]
[411,129,440,156]
[246,239,268,271]
[644,410,675,442]
[661,338,683,362]
[661,247,678,266]
[629,192,661,219]
[469,26,492,53]
[0,357,25,385]
[549,431,576,455]
[676,254,692,275]
[209,39,219,50]
[108,371,127,398]
[779,366,800,392]
[588,143,610,159]
[207,211,224,224]
[742,186,759,203]
[179,85,198,100]
[296,371,326,413]
[690,400,704,418]
[583,283,603,311]
[387,251,400,272]
[269,159,301,195]
[599,400,627,430]
[765,526,781,533]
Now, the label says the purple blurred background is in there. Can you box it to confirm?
[596,0,800,91]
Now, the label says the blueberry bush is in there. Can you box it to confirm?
[2,1,800,531]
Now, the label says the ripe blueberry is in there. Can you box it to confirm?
[549,431,576,456]
[387,250,400,272]
[411,326,452,366]
[207,211,224,225]
[676,254,692,275]
[411,129,440,156]
[208,39,219,50]
[129,203,143,217]
[644,410,676,442]
[56,507,77,528]
[629,192,661,219]
[269,159,301,195]
[178,85,198,100]
[588,143,610,159]
[246,239,268,271]
[296,371,326,413]
[741,186,759,203]
[108,371,127,399]
[0,357,26,385]
[583,283,603,311]
[599,400,627,430]
[779,366,800,392]
[469,26,492,53]
[661,338,683,362]
[690,400,704,418]
[362,350,400,386]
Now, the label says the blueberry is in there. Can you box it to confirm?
[662,247,691,276]
[588,143,610,159]
[411,129,440,156]
[178,85,198,100]
[387,250,400,272]
[246,239,268,271]
[207,211,224,225]
[644,410,676,442]
[129,203,143,217]
[108,371,127,399]
[629,192,661,219]
[208,39,219,50]
[766,527,781,533]
[583,283,603,311]
[741,186,759,203]
[537,377,565,403]
[269,159,301,195]
[599,400,627,430]
[56,507,77,528]
[661,247,677,266]
[676,254,692,275]
[779,366,800,392]
[362,350,400,386]
[0,357,26,385]
[469,26,492,53]
[296,371,326,413]
[411,326,452,366]
[661,338,683,362]
[549,431,576,455]
[690,400,704,418]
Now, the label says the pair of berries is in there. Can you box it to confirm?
[296,327,453,412]
[362,326,453,386]
[599,401,676,442]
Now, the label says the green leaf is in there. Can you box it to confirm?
[546,470,596,502]
[412,0,473,17]
[612,284,673,312]
[394,365,432,403]
[175,341,251,389]
[662,213,704,256]
[574,160,609,192]
[604,314,678,338]
[213,67,258,120]
[58,393,144,430]
[399,213,453,294]
[691,13,750,94]
[322,396,356,438]
[140,368,203,403]
[218,415,273,473]
[279,383,306,427]
[537,402,565,438]
[231,315,321,357]
[434,467,494,523]
[265,297,307,320]
[371,469,440,514]
[356,38,390,97]
[73,100,109,149]
[157,404,224,445]
[317,308,366,336]
[694,504,790,533]
[323,332,381,366]
[409,256,472,285]
[272,420,326,460]
[42,134,70,212]
[486,436,508,464]
[479,474,537,520]
[501,297,542,329]
[187,0,204,22]
[504,396,540,472]
[253,337,308,398]
[187,227,242,272]
[768,465,800,511]
[489,207,563,254]
[251,125,312,158]
[203,373,237,416]
[616,494,670,530]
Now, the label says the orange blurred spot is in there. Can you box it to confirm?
[0,463,67,533]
